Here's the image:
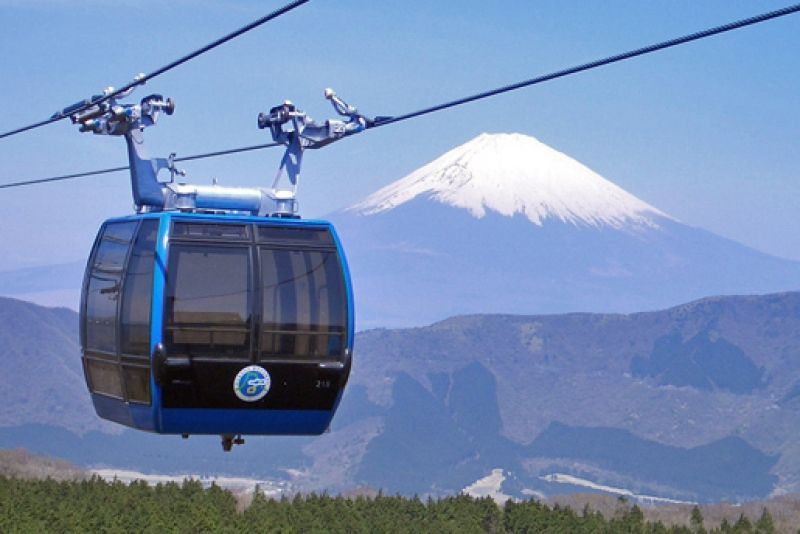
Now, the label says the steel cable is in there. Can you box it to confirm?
[0,0,310,140]
[368,3,800,128]
[3,3,799,190]
[0,143,279,189]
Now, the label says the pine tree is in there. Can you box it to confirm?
[690,505,706,533]
[733,513,753,533]
[754,507,775,534]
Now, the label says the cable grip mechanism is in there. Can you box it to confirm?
[258,88,371,216]
[57,85,180,209]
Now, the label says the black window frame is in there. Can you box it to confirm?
[82,219,156,405]
[165,220,349,365]
[163,242,254,362]
[120,219,158,358]
[257,246,348,362]
[119,219,158,404]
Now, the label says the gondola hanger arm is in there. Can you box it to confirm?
[257,88,370,209]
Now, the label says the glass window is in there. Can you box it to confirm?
[165,245,251,358]
[122,365,150,404]
[104,221,137,242]
[85,274,120,353]
[172,222,249,241]
[83,220,159,402]
[259,248,346,360]
[120,220,158,356]
[93,240,130,273]
[258,226,334,245]
[93,221,137,273]
[85,222,136,353]
[86,359,123,398]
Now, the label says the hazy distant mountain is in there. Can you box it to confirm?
[2,293,800,502]
[0,261,83,310]
[0,297,111,434]
[335,291,800,501]
[331,133,800,327]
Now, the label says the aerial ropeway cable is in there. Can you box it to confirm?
[0,0,310,141]
[2,1,800,190]
[0,143,280,189]
[367,2,800,129]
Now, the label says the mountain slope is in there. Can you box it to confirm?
[0,297,113,434]
[1,293,800,501]
[341,291,800,500]
[331,133,800,328]
[350,133,667,228]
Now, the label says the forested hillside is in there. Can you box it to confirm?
[0,476,783,533]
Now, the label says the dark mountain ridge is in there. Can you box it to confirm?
[1,292,799,501]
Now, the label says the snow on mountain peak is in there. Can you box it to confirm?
[348,133,669,228]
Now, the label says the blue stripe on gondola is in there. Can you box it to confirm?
[330,223,356,350]
[151,213,171,431]
[159,407,333,435]
[327,223,354,420]
[91,394,332,435]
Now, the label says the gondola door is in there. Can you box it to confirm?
[158,220,350,433]
[162,238,254,410]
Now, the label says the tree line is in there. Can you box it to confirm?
[0,476,782,533]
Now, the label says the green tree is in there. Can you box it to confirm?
[690,505,705,533]
[733,513,753,533]
[754,507,775,534]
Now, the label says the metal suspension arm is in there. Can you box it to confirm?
[60,86,179,211]
[257,89,370,211]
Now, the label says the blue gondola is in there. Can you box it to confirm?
[68,87,367,450]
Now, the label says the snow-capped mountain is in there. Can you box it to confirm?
[330,133,800,328]
[350,133,668,229]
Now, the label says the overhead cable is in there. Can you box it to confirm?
[0,0,310,140]
[3,2,799,190]
[0,143,279,190]
[368,3,800,128]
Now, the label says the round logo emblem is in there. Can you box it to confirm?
[233,365,271,402]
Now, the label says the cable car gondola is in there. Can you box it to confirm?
[70,87,366,450]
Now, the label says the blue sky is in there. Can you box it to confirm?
[0,0,798,270]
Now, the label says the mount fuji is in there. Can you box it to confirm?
[330,133,800,327]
